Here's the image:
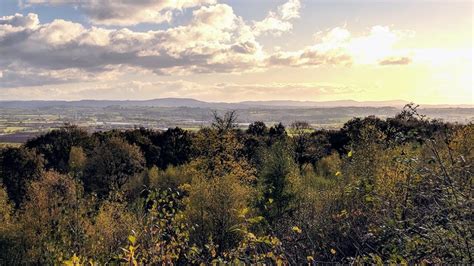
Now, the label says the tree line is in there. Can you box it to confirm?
[0,105,472,264]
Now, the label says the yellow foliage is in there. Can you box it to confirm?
[148,165,192,189]
[19,171,86,264]
[85,201,139,262]
[185,174,251,252]
[291,226,302,234]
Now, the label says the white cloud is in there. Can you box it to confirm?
[279,0,301,20]
[0,11,417,89]
[253,0,301,36]
[0,8,264,87]
[0,12,39,27]
[22,0,217,26]
[269,25,413,67]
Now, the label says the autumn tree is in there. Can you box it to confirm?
[19,171,88,264]
[0,147,44,206]
[83,137,145,198]
[191,112,254,182]
[25,125,94,173]
[0,185,22,264]
[85,200,138,263]
[186,111,255,256]
[122,127,161,168]
[68,146,86,176]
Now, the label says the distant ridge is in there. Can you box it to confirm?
[1,98,472,109]
[239,99,411,108]
[0,98,212,108]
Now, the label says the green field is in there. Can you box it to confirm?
[2,127,28,133]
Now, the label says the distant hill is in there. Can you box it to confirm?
[1,98,472,109]
[239,100,411,108]
[0,98,213,109]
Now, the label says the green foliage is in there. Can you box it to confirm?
[256,141,300,225]
[120,234,139,266]
[68,146,86,174]
[86,200,138,263]
[290,121,314,168]
[138,187,198,264]
[18,171,88,264]
[247,121,268,136]
[25,125,94,173]
[0,185,23,265]
[158,127,193,168]
[0,146,44,206]
[191,126,255,182]
[224,208,286,264]
[185,174,251,255]
[147,165,192,190]
[83,137,145,198]
[314,152,342,181]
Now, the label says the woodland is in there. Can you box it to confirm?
[0,104,472,264]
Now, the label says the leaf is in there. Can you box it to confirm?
[348,150,353,157]
[239,207,249,218]
[271,237,280,245]
[128,235,136,245]
[340,209,348,216]
[291,226,302,234]
[247,232,256,240]
[211,248,217,258]
[365,195,374,202]
[247,216,264,224]
[335,171,342,177]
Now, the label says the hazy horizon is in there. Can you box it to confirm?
[0,96,472,107]
[1,97,473,108]
[0,0,472,104]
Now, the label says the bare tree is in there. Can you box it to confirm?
[211,110,238,132]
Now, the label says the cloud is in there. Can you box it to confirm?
[278,0,301,20]
[0,62,125,88]
[346,26,412,65]
[0,12,39,27]
[0,11,416,88]
[205,82,362,102]
[253,0,301,36]
[0,9,264,86]
[268,25,413,68]
[379,56,412,65]
[0,80,362,101]
[267,48,352,67]
[22,0,216,26]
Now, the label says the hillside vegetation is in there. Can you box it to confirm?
[0,105,472,264]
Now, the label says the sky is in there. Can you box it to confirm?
[0,0,472,104]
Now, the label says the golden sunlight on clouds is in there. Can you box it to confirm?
[0,0,472,104]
